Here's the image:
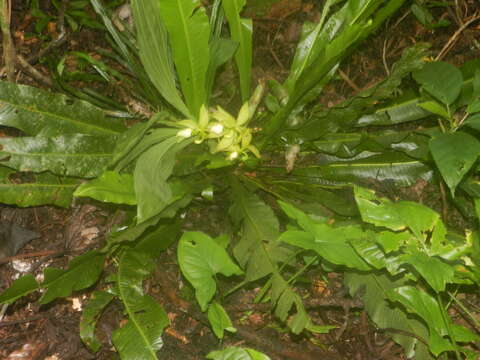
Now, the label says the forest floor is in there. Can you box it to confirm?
[0,0,479,359]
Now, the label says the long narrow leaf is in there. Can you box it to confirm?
[221,0,252,101]
[40,251,106,304]
[0,134,116,178]
[0,81,125,136]
[0,167,78,207]
[158,0,211,116]
[112,249,169,359]
[132,0,190,116]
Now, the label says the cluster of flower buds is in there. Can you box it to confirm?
[177,84,264,161]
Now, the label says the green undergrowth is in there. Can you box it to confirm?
[0,0,479,359]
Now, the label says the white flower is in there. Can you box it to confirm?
[228,151,239,160]
[177,128,193,138]
[209,123,224,135]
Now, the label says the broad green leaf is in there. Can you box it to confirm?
[376,230,410,253]
[177,231,243,311]
[134,137,189,223]
[221,0,252,101]
[113,126,179,172]
[110,113,171,169]
[291,152,433,187]
[296,43,430,140]
[418,101,450,119]
[134,221,181,257]
[278,201,370,270]
[112,249,169,360]
[229,184,280,280]
[278,229,370,271]
[467,99,480,114]
[413,61,463,105]
[0,169,78,208]
[429,131,480,195]
[357,99,432,127]
[0,134,116,178]
[159,0,210,116]
[206,38,238,100]
[401,250,454,292]
[131,0,190,116]
[0,81,125,136]
[387,286,454,356]
[270,272,310,334]
[345,272,431,359]
[207,346,271,360]
[40,251,105,304]
[74,171,136,205]
[450,324,480,343]
[207,301,236,339]
[0,274,38,305]
[350,236,390,270]
[354,186,440,236]
[268,178,358,217]
[80,290,115,352]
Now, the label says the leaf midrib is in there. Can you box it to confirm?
[117,254,158,360]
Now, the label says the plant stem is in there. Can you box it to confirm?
[0,0,15,81]
[437,293,461,360]
[448,291,480,331]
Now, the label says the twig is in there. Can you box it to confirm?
[0,0,15,81]
[382,37,390,76]
[16,54,52,86]
[436,12,480,61]
[0,314,48,327]
[339,69,361,92]
[439,181,448,223]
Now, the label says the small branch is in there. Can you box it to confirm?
[16,54,52,86]
[0,0,15,81]
[436,12,480,61]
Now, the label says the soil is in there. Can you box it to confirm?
[0,1,479,359]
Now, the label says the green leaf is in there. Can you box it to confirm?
[229,185,280,281]
[0,134,116,178]
[206,38,238,100]
[0,81,125,136]
[279,229,370,271]
[429,131,480,195]
[221,0,252,101]
[296,43,430,139]
[74,171,136,205]
[158,0,210,116]
[401,250,454,292]
[131,0,190,116]
[177,231,243,311]
[278,201,370,270]
[80,290,115,352]
[418,101,450,119]
[40,251,105,304]
[207,346,271,360]
[0,169,77,208]
[207,301,236,339]
[110,114,173,169]
[413,61,463,105]
[112,249,169,360]
[387,286,454,356]
[0,274,38,305]
[354,186,441,235]
[270,272,310,334]
[134,137,189,223]
[291,152,433,187]
[134,221,181,257]
[345,272,431,359]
